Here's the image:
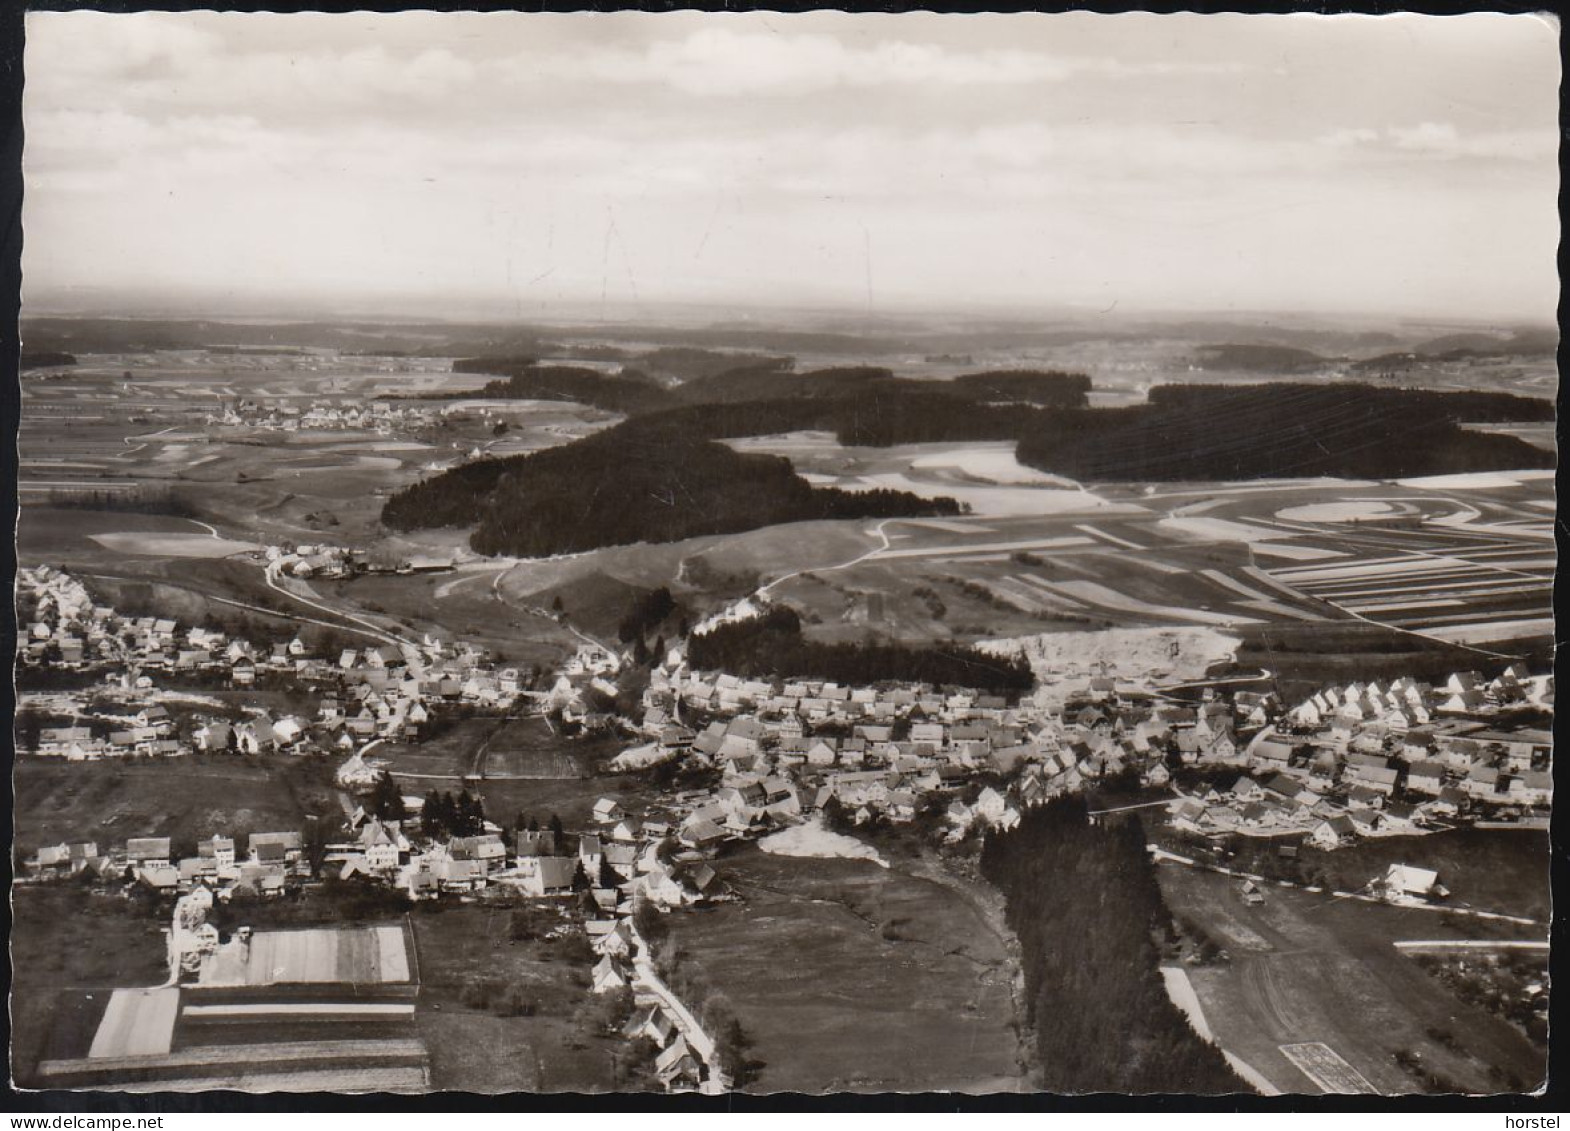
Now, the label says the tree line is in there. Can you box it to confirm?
[685,605,1034,695]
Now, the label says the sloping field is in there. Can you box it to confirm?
[88,532,260,557]
[1279,1043,1378,1094]
[39,1037,428,1088]
[1262,515,1554,641]
[202,926,410,987]
[117,1066,429,1093]
[1158,865,1544,1095]
[665,848,1021,1094]
[89,989,179,1059]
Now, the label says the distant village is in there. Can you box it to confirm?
[207,396,438,435]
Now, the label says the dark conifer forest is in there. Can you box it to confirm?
[979,797,1251,1094]
[385,354,1552,555]
[685,606,1034,694]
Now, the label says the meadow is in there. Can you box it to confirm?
[1158,865,1544,1095]
[663,846,1022,1094]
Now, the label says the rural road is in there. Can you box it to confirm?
[263,561,416,650]
[756,517,896,598]
[626,923,730,1094]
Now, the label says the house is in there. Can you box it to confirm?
[1229,776,1265,803]
[591,955,628,994]
[450,834,508,873]
[603,843,639,879]
[655,1036,701,1089]
[579,834,605,877]
[249,831,303,865]
[1381,864,1439,900]
[678,819,727,850]
[1309,815,1356,850]
[200,835,236,869]
[1464,765,1501,801]
[1406,761,1446,796]
[516,854,576,897]
[592,798,625,825]
[624,1006,677,1048]
[1520,770,1553,806]
[435,857,487,893]
[1251,738,1295,774]
[126,837,172,866]
[592,920,635,959]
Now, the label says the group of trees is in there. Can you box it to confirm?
[513,811,565,842]
[382,361,1096,555]
[685,605,1034,695]
[1014,383,1554,482]
[368,772,407,821]
[384,417,960,557]
[459,359,675,415]
[978,797,1248,1095]
[617,586,680,646]
[418,788,487,839]
[389,356,1552,557]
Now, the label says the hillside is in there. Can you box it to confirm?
[381,419,961,557]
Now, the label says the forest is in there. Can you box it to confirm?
[382,417,961,556]
[456,359,675,415]
[1014,383,1554,482]
[385,368,1552,553]
[20,350,77,370]
[979,797,1249,1095]
[685,605,1034,694]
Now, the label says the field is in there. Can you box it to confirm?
[1157,864,1544,1095]
[13,755,338,860]
[24,913,433,1092]
[376,714,654,832]
[664,846,1022,1094]
[408,904,623,1092]
[19,348,1553,696]
[10,886,173,1086]
[200,925,412,986]
[1218,828,1552,924]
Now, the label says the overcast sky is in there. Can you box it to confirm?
[22,11,1560,322]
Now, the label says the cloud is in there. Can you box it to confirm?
[1317,121,1556,162]
[550,28,1252,97]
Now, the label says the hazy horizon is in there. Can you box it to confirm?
[23,11,1561,325]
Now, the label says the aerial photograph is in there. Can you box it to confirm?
[9,9,1557,1100]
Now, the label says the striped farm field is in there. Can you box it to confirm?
[40,1036,427,1086]
[216,925,411,986]
[1262,512,1553,642]
[117,1066,430,1093]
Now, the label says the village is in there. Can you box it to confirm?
[15,559,1556,1093]
[207,395,439,436]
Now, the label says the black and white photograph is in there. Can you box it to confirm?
[8,7,1559,1101]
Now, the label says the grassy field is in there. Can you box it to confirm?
[13,755,337,859]
[380,715,621,781]
[1158,864,1544,1095]
[1220,828,1551,924]
[331,571,583,667]
[663,846,1022,1094]
[11,886,172,1086]
[408,904,622,1092]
